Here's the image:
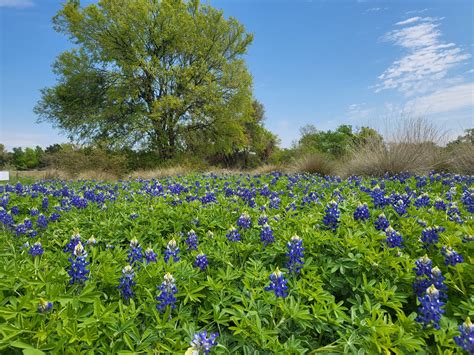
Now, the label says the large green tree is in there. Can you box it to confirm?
[35,0,254,159]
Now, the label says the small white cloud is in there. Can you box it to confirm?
[347,103,374,120]
[366,7,388,13]
[406,8,428,15]
[396,17,422,26]
[0,0,34,8]
[405,83,474,115]
[376,17,471,96]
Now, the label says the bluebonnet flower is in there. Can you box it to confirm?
[265,268,288,298]
[29,241,44,257]
[30,208,39,216]
[145,247,157,264]
[11,206,19,215]
[420,226,444,245]
[454,317,474,354]
[430,267,448,297]
[414,193,430,208]
[194,253,208,271]
[260,224,275,247]
[414,255,432,276]
[86,236,97,245]
[374,213,390,231]
[130,213,139,220]
[37,299,53,313]
[156,273,178,313]
[269,196,281,209]
[127,238,143,266]
[322,200,340,231]
[434,198,446,211]
[441,246,464,266]
[370,186,389,208]
[385,227,403,248]
[67,242,90,285]
[42,197,49,210]
[354,203,370,221]
[36,214,48,229]
[206,230,214,239]
[393,199,408,216]
[49,212,61,222]
[226,227,241,242]
[118,265,136,301]
[237,212,251,229]
[185,230,199,251]
[15,223,27,236]
[447,203,463,224]
[258,214,268,226]
[416,285,445,329]
[64,233,81,254]
[461,189,474,213]
[187,331,219,355]
[164,239,180,263]
[286,235,304,274]
[24,219,33,230]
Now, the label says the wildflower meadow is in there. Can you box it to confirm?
[0,172,473,353]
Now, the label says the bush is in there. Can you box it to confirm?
[292,152,334,175]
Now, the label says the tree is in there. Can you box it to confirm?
[447,128,474,150]
[297,124,356,158]
[35,0,254,159]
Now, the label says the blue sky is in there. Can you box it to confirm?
[0,0,473,149]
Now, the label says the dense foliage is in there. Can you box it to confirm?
[0,172,472,353]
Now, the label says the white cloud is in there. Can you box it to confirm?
[0,0,34,8]
[376,17,470,96]
[405,83,474,115]
[395,17,422,26]
[406,8,428,15]
[366,7,388,13]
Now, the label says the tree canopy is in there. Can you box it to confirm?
[35,0,257,159]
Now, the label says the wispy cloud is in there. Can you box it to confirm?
[406,8,428,15]
[376,16,471,96]
[0,0,34,8]
[365,7,388,13]
[347,103,374,120]
[405,83,474,115]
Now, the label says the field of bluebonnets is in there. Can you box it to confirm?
[0,172,473,354]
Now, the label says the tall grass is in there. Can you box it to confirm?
[338,118,449,177]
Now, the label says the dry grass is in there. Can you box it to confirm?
[291,152,334,175]
[129,165,193,179]
[447,144,474,174]
[338,118,448,177]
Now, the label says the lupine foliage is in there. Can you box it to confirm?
[0,172,473,353]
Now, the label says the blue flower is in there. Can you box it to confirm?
[393,199,408,216]
[185,230,198,251]
[188,331,219,355]
[385,227,403,248]
[260,224,275,247]
[226,227,241,242]
[156,273,178,313]
[237,212,251,229]
[37,299,53,313]
[286,235,304,274]
[322,200,340,231]
[414,193,430,208]
[258,214,268,226]
[127,238,143,266]
[265,268,288,298]
[36,214,48,229]
[413,255,432,277]
[434,198,446,211]
[454,317,474,354]
[118,265,136,301]
[354,203,370,221]
[420,226,444,245]
[194,253,208,271]
[416,285,445,329]
[374,213,390,231]
[42,197,49,210]
[441,246,464,266]
[145,247,157,264]
[64,233,81,254]
[67,242,90,285]
[447,203,463,224]
[164,239,180,263]
[29,241,44,257]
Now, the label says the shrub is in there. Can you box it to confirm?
[292,152,334,175]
